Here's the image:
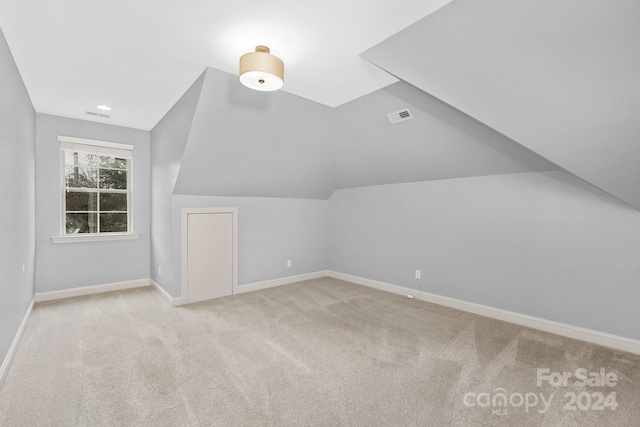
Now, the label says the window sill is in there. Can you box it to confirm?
[51,233,140,244]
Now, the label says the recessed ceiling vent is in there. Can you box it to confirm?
[85,111,110,119]
[387,108,413,124]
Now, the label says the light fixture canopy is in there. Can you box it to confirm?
[239,45,284,91]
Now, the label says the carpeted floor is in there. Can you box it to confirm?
[1,277,639,426]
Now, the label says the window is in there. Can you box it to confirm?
[54,136,138,242]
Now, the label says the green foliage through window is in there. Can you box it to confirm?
[64,151,129,234]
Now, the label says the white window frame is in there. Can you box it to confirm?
[52,135,140,243]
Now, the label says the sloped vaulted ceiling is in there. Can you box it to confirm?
[168,67,556,199]
[332,80,556,190]
[362,0,640,209]
[172,68,335,199]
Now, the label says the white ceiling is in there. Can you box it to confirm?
[362,0,640,209]
[0,0,452,130]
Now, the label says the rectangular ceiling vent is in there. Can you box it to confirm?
[85,111,110,119]
[387,108,413,124]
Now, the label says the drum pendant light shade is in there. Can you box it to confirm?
[239,46,284,91]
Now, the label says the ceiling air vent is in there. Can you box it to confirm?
[85,111,110,119]
[387,108,413,124]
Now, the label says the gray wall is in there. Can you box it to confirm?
[0,28,35,366]
[150,72,206,296]
[328,171,640,340]
[169,196,328,294]
[154,195,328,299]
[35,114,150,292]
[151,68,330,298]
[150,67,558,299]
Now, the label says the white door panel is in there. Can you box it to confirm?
[187,212,233,303]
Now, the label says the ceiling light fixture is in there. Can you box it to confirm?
[239,45,284,91]
[96,105,111,111]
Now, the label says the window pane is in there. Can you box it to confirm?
[65,151,99,168]
[66,213,97,234]
[66,191,97,211]
[65,165,98,188]
[100,213,128,232]
[99,169,127,189]
[100,193,127,211]
[62,146,132,235]
[99,156,127,169]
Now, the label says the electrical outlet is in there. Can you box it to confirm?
[158,266,162,276]
[287,260,292,268]
[22,264,26,274]
[415,270,421,279]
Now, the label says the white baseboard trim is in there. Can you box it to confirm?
[235,270,328,295]
[328,271,415,297]
[153,271,329,307]
[35,278,150,303]
[150,279,184,307]
[328,271,640,355]
[417,289,640,355]
[0,296,35,384]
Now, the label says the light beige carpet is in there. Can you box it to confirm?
[0,277,638,426]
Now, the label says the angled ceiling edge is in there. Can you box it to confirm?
[158,70,206,195]
[361,1,640,211]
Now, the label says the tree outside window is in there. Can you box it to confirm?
[63,151,130,234]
